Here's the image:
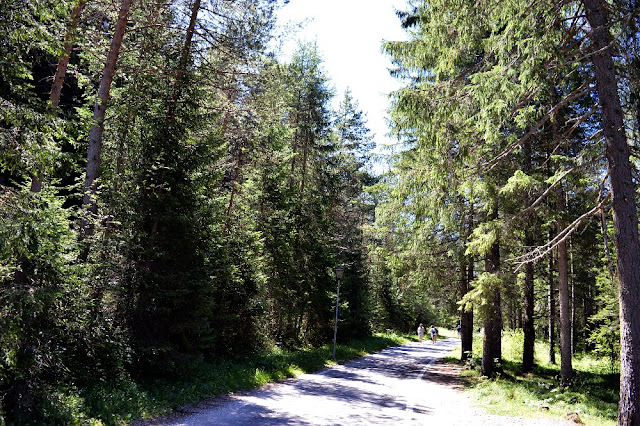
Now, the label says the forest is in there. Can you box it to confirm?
[1,0,640,424]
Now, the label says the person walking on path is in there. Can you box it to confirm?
[417,324,425,342]
[429,325,438,344]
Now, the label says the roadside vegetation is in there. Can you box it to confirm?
[446,331,618,426]
[38,333,411,425]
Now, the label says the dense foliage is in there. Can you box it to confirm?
[0,0,381,422]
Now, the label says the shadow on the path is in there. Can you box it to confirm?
[156,339,460,425]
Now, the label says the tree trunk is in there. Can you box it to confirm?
[50,0,86,107]
[30,0,87,193]
[570,239,576,354]
[583,0,640,422]
[548,243,556,364]
[553,90,572,385]
[522,241,535,372]
[507,301,515,330]
[460,203,474,361]
[600,207,616,283]
[146,0,200,241]
[557,192,572,386]
[522,139,535,372]
[460,254,474,361]
[81,0,133,237]
[482,210,502,377]
[166,0,201,123]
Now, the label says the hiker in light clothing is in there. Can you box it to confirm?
[429,325,438,344]
[417,324,425,342]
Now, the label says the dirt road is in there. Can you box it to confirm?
[143,338,572,425]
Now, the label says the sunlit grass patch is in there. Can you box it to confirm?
[447,330,618,426]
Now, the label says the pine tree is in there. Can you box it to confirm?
[331,90,376,338]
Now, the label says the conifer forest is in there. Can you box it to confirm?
[2,0,640,424]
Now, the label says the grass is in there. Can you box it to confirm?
[445,329,619,426]
[59,332,412,425]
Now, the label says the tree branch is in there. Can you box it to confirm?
[481,77,595,172]
[508,193,611,269]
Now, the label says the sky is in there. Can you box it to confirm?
[273,0,408,150]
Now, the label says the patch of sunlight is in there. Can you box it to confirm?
[287,364,304,377]
[254,368,271,386]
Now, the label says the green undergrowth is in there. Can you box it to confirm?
[45,332,411,425]
[445,330,619,426]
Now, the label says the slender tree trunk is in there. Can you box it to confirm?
[166,0,200,123]
[30,0,87,192]
[507,302,514,330]
[110,2,162,197]
[517,306,523,330]
[548,242,556,364]
[81,0,133,237]
[50,0,86,107]
[460,254,474,361]
[522,139,535,372]
[583,0,640,422]
[553,122,572,385]
[570,238,576,354]
[557,194,572,386]
[550,83,571,383]
[482,209,502,377]
[523,239,535,372]
[460,204,474,361]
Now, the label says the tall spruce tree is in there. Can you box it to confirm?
[331,90,376,338]
[276,43,336,345]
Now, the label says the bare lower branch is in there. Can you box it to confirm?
[508,193,611,269]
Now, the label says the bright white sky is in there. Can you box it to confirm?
[273,0,408,149]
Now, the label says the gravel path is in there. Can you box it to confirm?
[136,339,577,425]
